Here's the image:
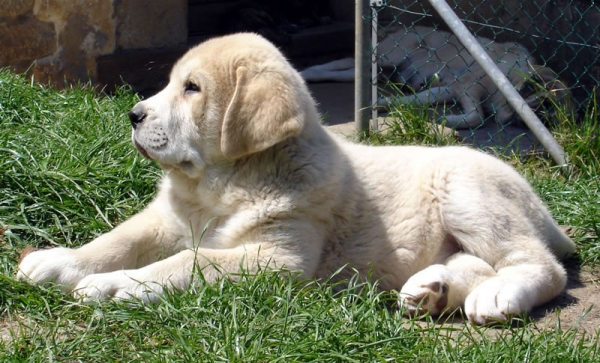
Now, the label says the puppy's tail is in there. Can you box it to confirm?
[544,217,577,260]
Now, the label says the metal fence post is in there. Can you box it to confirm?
[355,0,372,133]
[371,1,382,131]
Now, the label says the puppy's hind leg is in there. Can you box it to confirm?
[440,190,569,323]
[305,57,355,71]
[463,244,568,325]
[400,243,568,325]
[377,86,454,108]
[399,253,497,317]
[442,92,485,129]
[300,57,355,82]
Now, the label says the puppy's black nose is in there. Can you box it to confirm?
[128,105,146,129]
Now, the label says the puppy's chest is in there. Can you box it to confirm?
[170,193,264,250]
[168,172,298,249]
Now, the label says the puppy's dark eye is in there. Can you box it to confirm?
[184,81,200,94]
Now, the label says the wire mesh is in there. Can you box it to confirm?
[366,0,600,150]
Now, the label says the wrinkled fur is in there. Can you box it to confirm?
[18,33,575,325]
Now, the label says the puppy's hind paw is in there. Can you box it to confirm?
[464,278,530,325]
[399,265,452,316]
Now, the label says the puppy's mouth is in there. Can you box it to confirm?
[134,139,153,160]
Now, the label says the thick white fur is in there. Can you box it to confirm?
[18,33,575,325]
[300,26,567,129]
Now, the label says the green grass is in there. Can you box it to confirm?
[0,70,158,250]
[3,272,599,361]
[1,69,599,361]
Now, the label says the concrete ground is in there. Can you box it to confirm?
[308,82,356,135]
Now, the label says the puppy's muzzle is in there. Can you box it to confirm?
[128,105,146,129]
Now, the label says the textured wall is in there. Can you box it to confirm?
[0,0,186,85]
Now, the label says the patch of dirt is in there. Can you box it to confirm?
[0,318,21,343]
[532,260,600,336]
[0,225,7,243]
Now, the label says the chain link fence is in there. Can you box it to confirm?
[360,0,600,151]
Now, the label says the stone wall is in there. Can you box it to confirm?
[0,0,186,85]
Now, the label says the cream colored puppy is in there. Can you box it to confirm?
[17,33,575,325]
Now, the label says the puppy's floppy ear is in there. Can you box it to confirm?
[221,66,305,159]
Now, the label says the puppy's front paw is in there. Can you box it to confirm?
[73,270,164,303]
[399,265,451,316]
[17,247,87,291]
[464,278,528,325]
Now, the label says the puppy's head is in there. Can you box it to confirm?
[129,33,311,177]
